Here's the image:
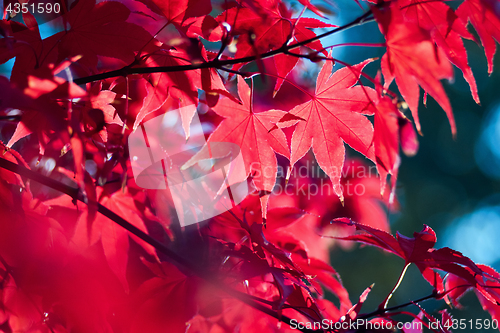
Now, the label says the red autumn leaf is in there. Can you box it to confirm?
[396,0,480,104]
[276,58,376,202]
[374,5,456,135]
[56,0,153,70]
[45,187,156,292]
[456,0,500,74]
[214,6,292,58]
[294,257,352,313]
[345,283,373,321]
[87,83,122,127]
[214,5,334,93]
[188,76,289,212]
[272,17,336,93]
[371,73,418,197]
[445,264,500,322]
[0,12,64,86]
[122,259,200,333]
[3,64,86,154]
[134,47,230,130]
[135,0,211,29]
[0,12,41,69]
[330,219,488,294]
[135,50,198,130]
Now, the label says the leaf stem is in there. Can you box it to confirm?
[380,263,411,309]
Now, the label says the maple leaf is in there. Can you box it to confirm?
[187,76,289,213]
[330,219,494,297]
[56,0,153,70]
[80,83,122,144]
[87,83,122,127]
[374,5,456,135]
[276,59,376,202]
[0,12,64,86]
[272,17,336,93]
[134,47,231,130]
[396,0,480,104]
[372,80,418,197]
[0,12,41,69]
[215,5,292,60]
[456,0,500,74]
[3,0,152,82]
[135,0,211,31]
[295,257,352,313]
[2,63,86,155]
[214,5,334,93]
[123,259,201,333]
[45,186,157,292]
[445,264,500,321]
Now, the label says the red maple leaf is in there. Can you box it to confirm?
[374,4,456,135]
[134,47,230,130]
[272,17,336,93]
[372,79,418,197]
[121,259,201,333]
[135,0,211,30]
[0,12,62,86]
[396,0,480,104]
[456,0,500,74]
[330,219,493,297]
[214,5,292,62]
[3,63,86,155]
[56,0,153,70]
[86,83,122,127]
[45,186,157,292]
[214,5,334,93]
[189,76,289,212]
[445,264,500,321]
[276,59,376,202]
[0,13,41,70]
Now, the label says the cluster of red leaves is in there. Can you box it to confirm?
[1,0,500,331]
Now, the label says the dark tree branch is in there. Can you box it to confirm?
[358,291,439,320]
[73,10,375,85]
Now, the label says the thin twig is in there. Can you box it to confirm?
[73,10,375,85]
[358,291,438,319]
